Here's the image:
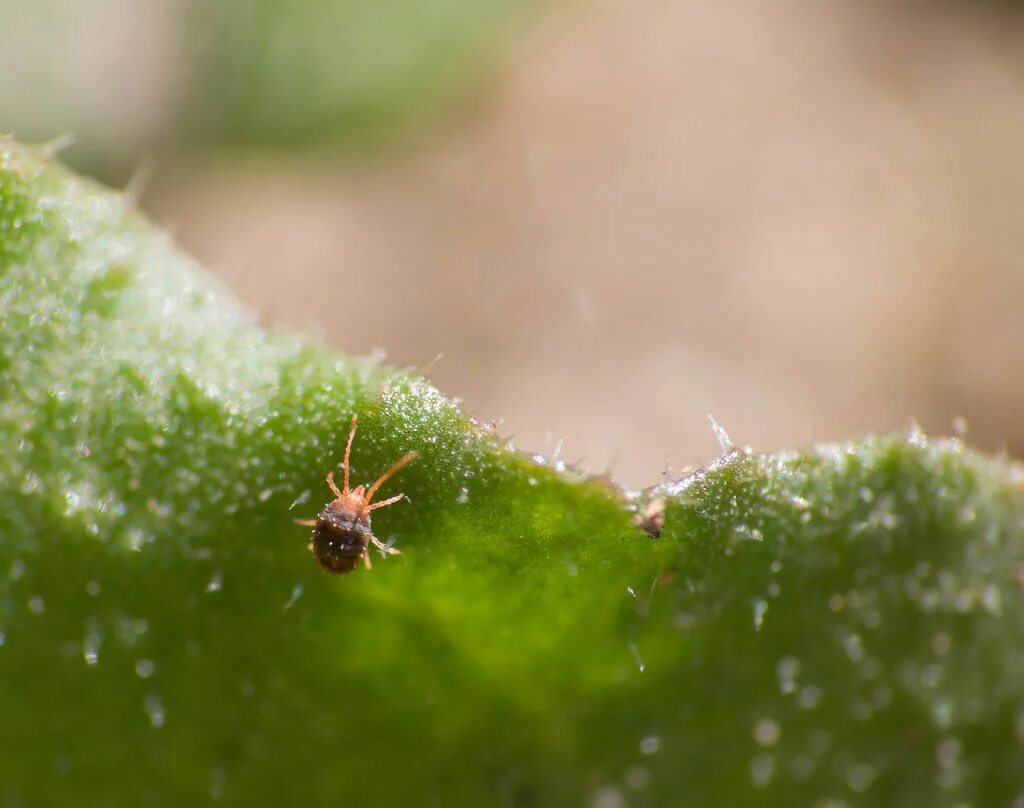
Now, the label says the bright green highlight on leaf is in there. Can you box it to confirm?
[1,139,1023,806]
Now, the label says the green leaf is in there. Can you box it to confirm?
[2,139,1023,806]
[189,0,537,152]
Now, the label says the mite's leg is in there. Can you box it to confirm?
[363,551,373,570]
[367,494,404,511]
[294,519,318,527]
[343,415,358,493]
[326,472,342,499]
[365,451,417,503]
[368,533,402,556]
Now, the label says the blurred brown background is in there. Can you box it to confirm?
[5,0,1024,486]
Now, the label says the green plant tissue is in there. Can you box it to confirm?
[1,139,1023,806]
[190,0,534,151]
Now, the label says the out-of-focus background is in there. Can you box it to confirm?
[5,0,1024,487]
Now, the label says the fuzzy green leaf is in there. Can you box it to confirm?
[1,140,1022,806]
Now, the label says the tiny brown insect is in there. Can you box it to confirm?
[633,496,665,539]
[294,415,417,574]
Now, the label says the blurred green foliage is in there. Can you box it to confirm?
[1,141,1023,806]
[0,0,537,174]
[190,0,534,151]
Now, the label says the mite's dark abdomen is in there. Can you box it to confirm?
[310,507,371,575]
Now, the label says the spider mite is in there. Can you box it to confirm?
[295,415,417,575]
[633,497,665,539]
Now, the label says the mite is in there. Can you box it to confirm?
[295,415,417,574]
[632,496,665,539]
